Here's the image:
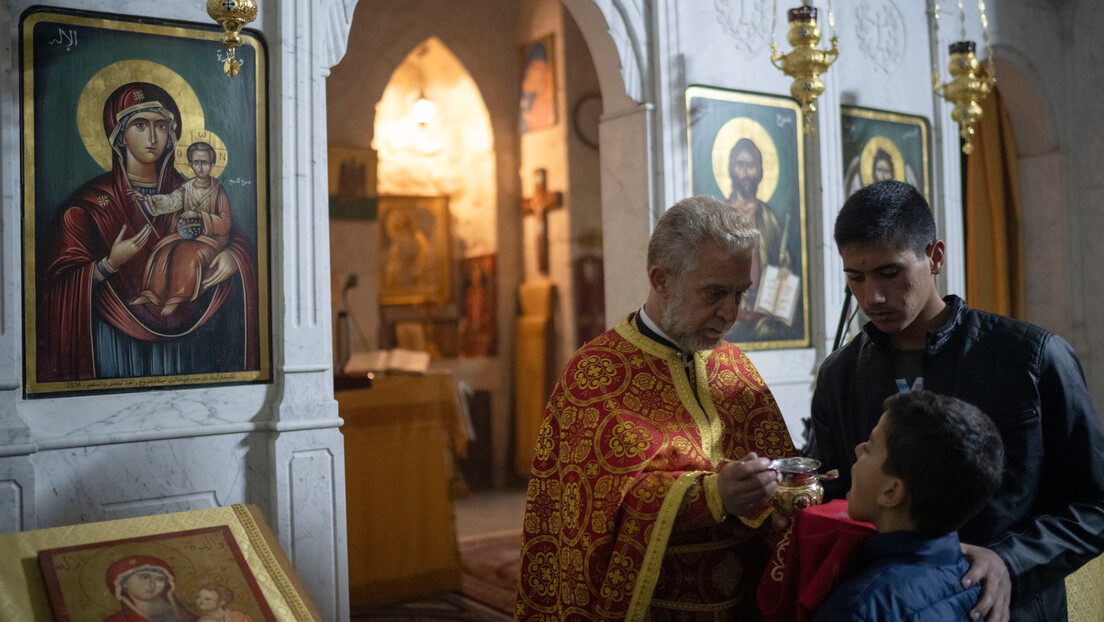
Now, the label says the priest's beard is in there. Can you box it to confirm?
[663,290,735,352]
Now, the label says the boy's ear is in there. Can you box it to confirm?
[876,477,908,510]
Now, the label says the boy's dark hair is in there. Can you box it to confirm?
[834,180,936,256]
[881,390,1004,535]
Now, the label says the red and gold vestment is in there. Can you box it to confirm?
[515,314,797,621]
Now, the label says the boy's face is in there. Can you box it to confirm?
[847,410,894,523]
[189,149,213,179]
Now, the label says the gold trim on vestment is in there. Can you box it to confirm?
[738,506,772,529]
[625,471,707,622]
[614,316,722,462]
[663,538,739,556]
[651,592,744,612]
[694,351,726,462]
[704,472,728,523]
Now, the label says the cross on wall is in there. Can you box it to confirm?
[521,168,563,275]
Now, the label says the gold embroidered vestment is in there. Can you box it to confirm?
[515,314,797,621]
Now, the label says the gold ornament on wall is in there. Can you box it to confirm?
[770,2,839,134]
[931,0,996,154]
[206,0,258,77]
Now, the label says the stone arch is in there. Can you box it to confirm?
[373,37,498,259]
[560,0,647,112]
[988,49,1069,335]
[560,0,655,322]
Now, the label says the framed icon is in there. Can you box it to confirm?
[841,106,931,201]
[686,86,809,350]
[377,195,452,306]
[21,7,271,396]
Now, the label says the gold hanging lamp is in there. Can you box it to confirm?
[770,1,839,134]
[206,0,259,77]
[931,0,996,154]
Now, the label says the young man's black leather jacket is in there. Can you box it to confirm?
[807,295,1104,621]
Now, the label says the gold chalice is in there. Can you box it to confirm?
[770,457,838,518]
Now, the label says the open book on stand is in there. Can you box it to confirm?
[344,348,431,376]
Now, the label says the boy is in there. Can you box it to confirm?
[128,141,232,316]
[812,390,1004,621]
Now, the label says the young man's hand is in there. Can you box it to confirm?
[960,543,1011,622]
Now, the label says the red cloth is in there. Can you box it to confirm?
[757,499,876,622]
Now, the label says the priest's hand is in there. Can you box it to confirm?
[107,224,152,269]
[961,543,1010,622]
[718,452,781,518]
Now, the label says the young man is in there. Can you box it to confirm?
[515,196,798,621]
[812,391,1004,621]
[806,180,1104,621]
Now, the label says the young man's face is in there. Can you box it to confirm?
[658,241,752,351]
[840,239,944,345]
[847,411,894,523]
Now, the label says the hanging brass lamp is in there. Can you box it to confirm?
[932,41,995,155]
[931,0,995,154]
[770,4,839,134]
[206,0,258,77]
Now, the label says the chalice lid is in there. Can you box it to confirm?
[770,456,821,474]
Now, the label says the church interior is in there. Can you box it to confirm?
[3,0,1104,620]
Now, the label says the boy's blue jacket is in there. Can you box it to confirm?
[811,530,978,621]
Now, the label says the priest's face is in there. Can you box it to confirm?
[661,242,752,351]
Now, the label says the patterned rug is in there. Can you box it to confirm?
[458,529,524,616]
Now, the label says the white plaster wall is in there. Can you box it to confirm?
[1060,0,1104,408]
[0,1,352,619]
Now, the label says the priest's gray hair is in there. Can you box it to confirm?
[647,196,757,279]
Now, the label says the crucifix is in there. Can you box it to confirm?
[521,168,563,275]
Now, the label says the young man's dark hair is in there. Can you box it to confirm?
[833,179,935,256]
[882,391,1004,535]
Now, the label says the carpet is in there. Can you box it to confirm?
[458,529,523,616]
[350,590,511,621]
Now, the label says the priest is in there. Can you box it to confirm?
[515,195,798,621]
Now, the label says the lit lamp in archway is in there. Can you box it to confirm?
[206,0,258,77]
[412,92,436,125]
[931,0,996,154]
[411,43,436,125]
[769,1,839,134]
